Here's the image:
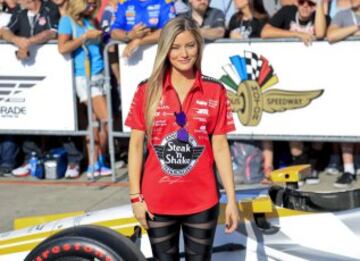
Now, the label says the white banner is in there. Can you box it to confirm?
[0,43,75,131]
[120,41,360,138]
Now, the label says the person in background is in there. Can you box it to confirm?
[100,0,127,168]
[51,0,67,16]
[325,0,351,18]
[183,0,226,41]
[95,0,107,22]
[58,0,112,178]
[261,0,330,46]
[263,0,297,16]
[228,0,269,39]
[227,0,272,184]
[327,0,360,42]
[326,0,360,188]
[2,0,59,60]
[0,136,19,177]
[174,0,189,15]
[100,0,119,84]
[110,0,176,58]
[126,16,239,260]
[0,0,17,32]
[1,0,61,178]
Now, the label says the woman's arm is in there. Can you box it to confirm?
[327,24,359,43]
[58,33,85,55]
[57,30,102,55]
[128,129,153,229]
[212,134,239,233]
[314,0,327,39]
[128,129,145,195]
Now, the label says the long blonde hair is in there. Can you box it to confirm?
[145,17,204,136]
[66,0,100,25]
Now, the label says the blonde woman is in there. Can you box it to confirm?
[126,17,239,260]
[58,0,111,177]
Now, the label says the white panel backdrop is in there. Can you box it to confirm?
[120,41,360,138]
[0,44,75,131]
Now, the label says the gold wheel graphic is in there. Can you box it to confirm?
[237,80,263,126]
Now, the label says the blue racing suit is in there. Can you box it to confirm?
[111,0,176,32]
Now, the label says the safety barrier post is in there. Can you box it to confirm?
[83,46,96,180]
[103,40,124,182]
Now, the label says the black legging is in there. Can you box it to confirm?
[146,203,219,261]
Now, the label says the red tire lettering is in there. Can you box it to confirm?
[63,243,71,251]
[41,250,50,258]
[35,257,43,261]
[105,256,113,261]
[95,250,104,258]
[83,245,93,253]
[51,246,60,254]
[74,243,81,250]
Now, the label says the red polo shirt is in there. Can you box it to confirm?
[125,69,235,215]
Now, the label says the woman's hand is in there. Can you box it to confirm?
[224,201,240,233]
[132,200,154,229]
[85,29,102,40]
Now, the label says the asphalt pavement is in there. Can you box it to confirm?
[1,166,358,234]
[0,167,129,233]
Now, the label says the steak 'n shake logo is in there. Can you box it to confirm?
[220,51,323,126]
[0,76,45,118]
[153,132,204,176]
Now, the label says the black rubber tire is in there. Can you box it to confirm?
[24,225,146,261]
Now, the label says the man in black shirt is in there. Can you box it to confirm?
[261,0,330,45]
[183,0,226,41]
[2,0,59,60]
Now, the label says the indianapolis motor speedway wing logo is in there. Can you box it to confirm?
[153,132,204,177]
[220,51,324,126]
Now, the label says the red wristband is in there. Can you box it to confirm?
[130,194,144,204]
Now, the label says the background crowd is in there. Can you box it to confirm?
[0,0,359,187]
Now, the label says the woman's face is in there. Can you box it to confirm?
[168,31,199,74]
[234,0,249,9]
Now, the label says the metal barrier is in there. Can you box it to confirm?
[2,37,360,182]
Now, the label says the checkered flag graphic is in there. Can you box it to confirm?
[244,51,262,81]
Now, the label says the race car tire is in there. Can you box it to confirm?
[24,225,146,261]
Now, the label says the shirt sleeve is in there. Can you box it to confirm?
[228,14,238,32]
[331,11,344,27]
[58,16,72,36]
[5,11,20,33]
[110,3,126,32]
[48,6,60,31]
[158,0,176,28]
[209,9,225,28]
[212,86,236,135]
[268,6,293,29]
[125,84,146,131]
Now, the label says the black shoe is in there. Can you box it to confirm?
[334,172,356,188]
[0,166,12,177]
